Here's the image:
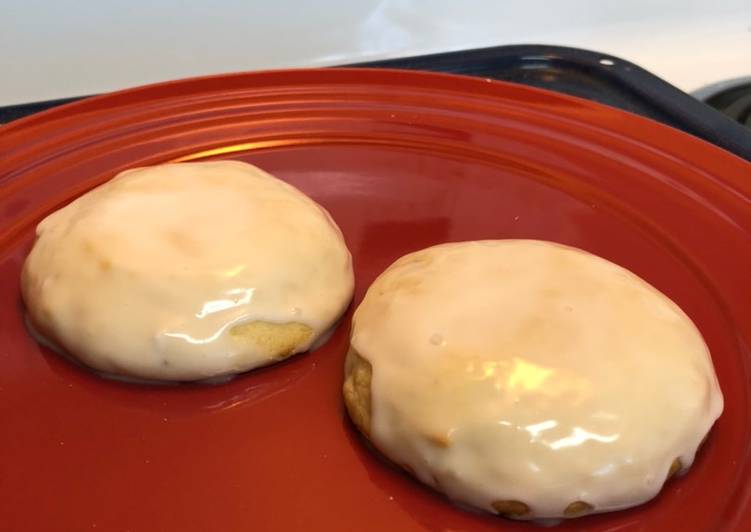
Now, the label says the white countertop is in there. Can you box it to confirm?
[2,0,750,106]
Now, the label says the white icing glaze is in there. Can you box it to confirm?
[22,161,353,381]
[351,240,723,519]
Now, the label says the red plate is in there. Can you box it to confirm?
[1,69,750,531]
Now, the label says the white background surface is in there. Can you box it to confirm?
[2,0,750,106]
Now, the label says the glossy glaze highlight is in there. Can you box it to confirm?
[21,161,354,381]
[350,240,723,519]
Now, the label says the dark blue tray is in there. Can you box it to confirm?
[356,45,751,162]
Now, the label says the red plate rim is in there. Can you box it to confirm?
[2,67,750,181]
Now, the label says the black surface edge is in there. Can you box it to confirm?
[0,96,85,124]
